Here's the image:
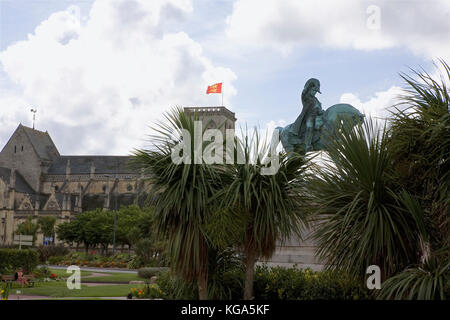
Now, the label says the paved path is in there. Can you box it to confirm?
[83,272,113,278]
[48,265,138,274]
[82,282,122,287]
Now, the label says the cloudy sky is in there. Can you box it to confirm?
[0,0,449,155]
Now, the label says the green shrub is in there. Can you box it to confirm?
[36,245,69,263]
[153,265,370,300]
[254,265,371,300]
[48,256,64,265]
[155,271,198,300]
[0,249,39,274]
[207,249,245,300]
[135,239,153,266]
[138,267,169,279]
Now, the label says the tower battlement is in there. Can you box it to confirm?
[184,106,237,131]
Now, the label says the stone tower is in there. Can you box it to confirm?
[0,124,60,192]
[184,106,237,135]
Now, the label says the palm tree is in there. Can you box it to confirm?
[389,60,449,254]
[304,118,427,279]
[15,216,39,246]
[217,129,310,300]
[377,60,450,299]
[131,107,224,300]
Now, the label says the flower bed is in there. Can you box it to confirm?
[129,284,164,299]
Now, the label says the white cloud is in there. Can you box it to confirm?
[225,0,450,59]
[340,86,403,121]
[0,0,237,155]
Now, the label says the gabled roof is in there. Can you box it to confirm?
[0,167,35,193]
[47,156,135,175]
[19,124,60,160]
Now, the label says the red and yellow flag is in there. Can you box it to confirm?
[206,82,222,94]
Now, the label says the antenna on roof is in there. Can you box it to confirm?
[30,108,37,130]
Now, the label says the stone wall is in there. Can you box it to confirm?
[0,126,42,192]
[258,227,325,271]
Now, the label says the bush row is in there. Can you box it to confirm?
[155,265,371,300]
[137,267,169,279]
[0,249,39,274]
[48,252,134,269]
[253,265,370,300]
[36,245,69,263]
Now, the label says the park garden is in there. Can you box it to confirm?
[1,63,449,300]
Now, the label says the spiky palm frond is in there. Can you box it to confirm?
[130,107,223,283]
[388,60,450,251]
[219,128,311,258]
[306,118,427,279]
[377,255,449,300]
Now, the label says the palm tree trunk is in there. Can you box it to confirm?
[244,248,256,300]
[197,272,208,300]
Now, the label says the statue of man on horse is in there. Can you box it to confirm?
[276,78,365,154]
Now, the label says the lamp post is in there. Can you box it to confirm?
[113,182,118,254]
[1,216,6,245]
[112,160,119,254]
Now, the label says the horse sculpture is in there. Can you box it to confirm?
[276,82,365,154]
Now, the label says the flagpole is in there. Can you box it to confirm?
[222,83,224,106]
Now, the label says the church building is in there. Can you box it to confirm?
[0,106,236,246]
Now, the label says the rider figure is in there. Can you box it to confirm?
[290,78,323,152]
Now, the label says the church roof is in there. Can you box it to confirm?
[20,124,60,160]
[0,167,36,194]
[47,156,136,175]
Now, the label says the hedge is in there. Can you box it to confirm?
[0,249,39,274]
[138,267,169,279]
[253,265,371,300]
[155,265,371,300]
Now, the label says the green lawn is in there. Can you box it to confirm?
[48,268,92,278]
[17,281,138,297]
[47,268,141,283]
[11,269,144,298]
[82,272,142,283]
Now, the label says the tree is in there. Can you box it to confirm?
[115,205,156,252]
[115,205,142,250]
[389,60,449,253]
[377,61,450,299]
[56,210,111,253]
[86,209,114,254]
[131,107,223,300]
[15,216,39,246]
[304,118,427,280]
[38,216,56,242]
[217,129,310,299]
[56,221,78,247]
